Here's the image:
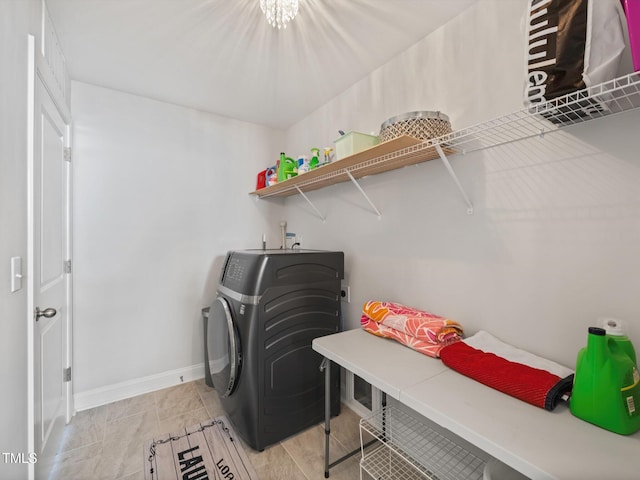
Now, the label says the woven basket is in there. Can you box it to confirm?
[379,111,451,143]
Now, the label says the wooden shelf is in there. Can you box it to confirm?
[250,135,445,198]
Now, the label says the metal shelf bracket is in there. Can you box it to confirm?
[295,185,326,222]
[434,144,474,215]
[345,170,382,219]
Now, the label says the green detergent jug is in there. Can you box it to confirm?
[570,327,640,435]
[277,152,297,182]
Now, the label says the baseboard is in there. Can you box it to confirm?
[342,398,372,418]
[73,363,206,412]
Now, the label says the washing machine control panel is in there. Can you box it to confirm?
[221,254,256,294]
[225,258,247,282]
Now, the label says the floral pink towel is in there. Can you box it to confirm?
[360,301,463,358]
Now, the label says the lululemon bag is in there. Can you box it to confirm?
[524,0,625,124]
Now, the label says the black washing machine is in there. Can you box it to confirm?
[206,249,343,451]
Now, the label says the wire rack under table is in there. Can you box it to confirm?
[359,406,485,480]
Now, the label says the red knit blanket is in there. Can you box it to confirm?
[440,331,574,410]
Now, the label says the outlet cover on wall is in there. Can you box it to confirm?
[10,256,23,293]
[341,282,350,303]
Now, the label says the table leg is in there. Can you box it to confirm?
[323,357,331,478]
[321,357,371,477]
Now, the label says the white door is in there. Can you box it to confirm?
[30,48,72,479]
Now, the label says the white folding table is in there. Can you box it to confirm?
[313,329,640,479]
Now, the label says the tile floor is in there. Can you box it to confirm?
[50,379,366,480]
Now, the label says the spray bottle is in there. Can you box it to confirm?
[323,147,334,164]
[309,148,320,170]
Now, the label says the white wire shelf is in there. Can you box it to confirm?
[438,71,640,156]
[361,444,439,480]
[359,406,485,480]
[250,72,640,204]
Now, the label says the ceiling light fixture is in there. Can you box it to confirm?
[260,0,299,29]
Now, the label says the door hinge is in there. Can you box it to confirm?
[64,259,72,274]
[64,147,72,162]
[64,367,71,382]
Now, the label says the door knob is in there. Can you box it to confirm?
[34,307,57,321]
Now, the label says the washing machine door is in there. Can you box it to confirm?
[207,296,241,397]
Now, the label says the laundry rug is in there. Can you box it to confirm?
[144,416,258,480]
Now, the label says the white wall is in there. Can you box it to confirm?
[282,0,640,368]
[0,1,40,479]
[71,82,285,405]
[68,0,639,408]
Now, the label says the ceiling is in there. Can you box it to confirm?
[47,0,478,129]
